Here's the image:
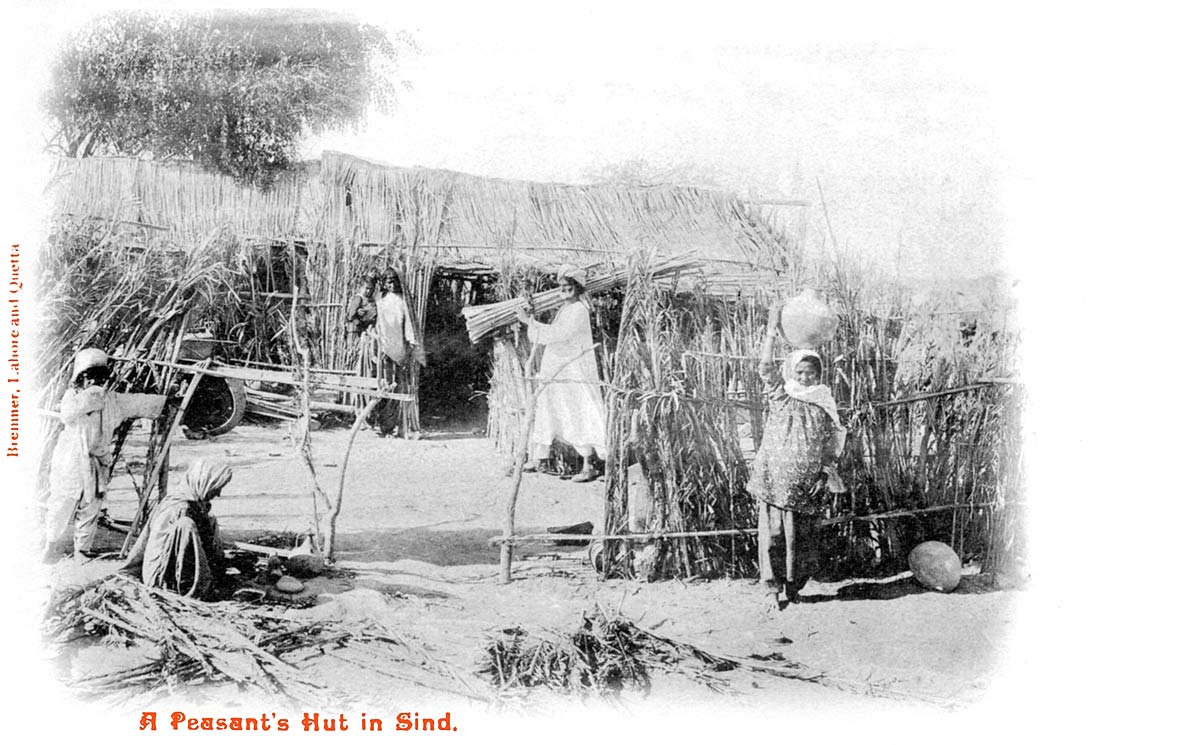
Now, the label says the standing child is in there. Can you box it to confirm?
[44,348,166,559]
[748,303,847,607]
[344,270,379,337]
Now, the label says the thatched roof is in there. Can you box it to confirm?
[48,156,321,242]
[49,152,799,294]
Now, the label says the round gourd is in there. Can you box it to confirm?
[908,541,962,592]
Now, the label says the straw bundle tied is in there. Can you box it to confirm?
[461,255,702,344]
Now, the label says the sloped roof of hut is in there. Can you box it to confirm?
[48,152,799,294]
[48,156,322,243]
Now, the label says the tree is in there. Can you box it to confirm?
[44,9,407,186]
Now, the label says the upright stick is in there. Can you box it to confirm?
[324,390,388,561]
[499,342,599,583]
[118,360,209,557]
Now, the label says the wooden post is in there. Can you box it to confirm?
[499,342,599,584]
[288,243,332,550]
[323,390,388,562]
[499,412,537,583]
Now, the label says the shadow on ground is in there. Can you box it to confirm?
[798,572,1009,603]
[319,528,588,566]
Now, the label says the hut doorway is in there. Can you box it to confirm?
[418,274,492,433]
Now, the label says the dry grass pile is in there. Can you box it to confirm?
[46,574,335,699]
[44,575,481,703]
[480,606,955,706]
[480,607,727,700]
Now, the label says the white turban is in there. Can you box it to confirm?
[72,347,109,378]
[557,265,587,289]
[184,459,233,502]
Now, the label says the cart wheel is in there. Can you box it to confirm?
[181,374,246,436]
[588,541,605,574]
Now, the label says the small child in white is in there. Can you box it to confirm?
[45,348,166,559]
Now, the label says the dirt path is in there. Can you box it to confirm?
[53,423,1019,711]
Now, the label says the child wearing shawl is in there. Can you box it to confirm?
[120,458,233,599]
[748,303,847,607]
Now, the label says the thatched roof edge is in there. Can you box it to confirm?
[47,153,800,294]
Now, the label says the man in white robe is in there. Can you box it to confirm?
[515,266,607,482]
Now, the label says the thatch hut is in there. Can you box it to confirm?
[47,151,797,418]
[44,152,1022,581]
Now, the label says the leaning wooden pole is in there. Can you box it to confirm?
[118,360,209,557]
[499,342,600,584]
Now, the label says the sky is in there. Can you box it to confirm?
[4,1,1014,282]
[313,5,1008,281]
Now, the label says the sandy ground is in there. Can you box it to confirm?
[43,421,1022,715]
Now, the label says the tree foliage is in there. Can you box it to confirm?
[45,10,405,186]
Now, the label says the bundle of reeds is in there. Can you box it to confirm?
[391,247,439,432]
[245,387,301,420]
[461,255,701,344]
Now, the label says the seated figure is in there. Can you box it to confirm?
[121,459,233,598]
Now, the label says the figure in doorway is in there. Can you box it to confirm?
[373,267,426,438]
